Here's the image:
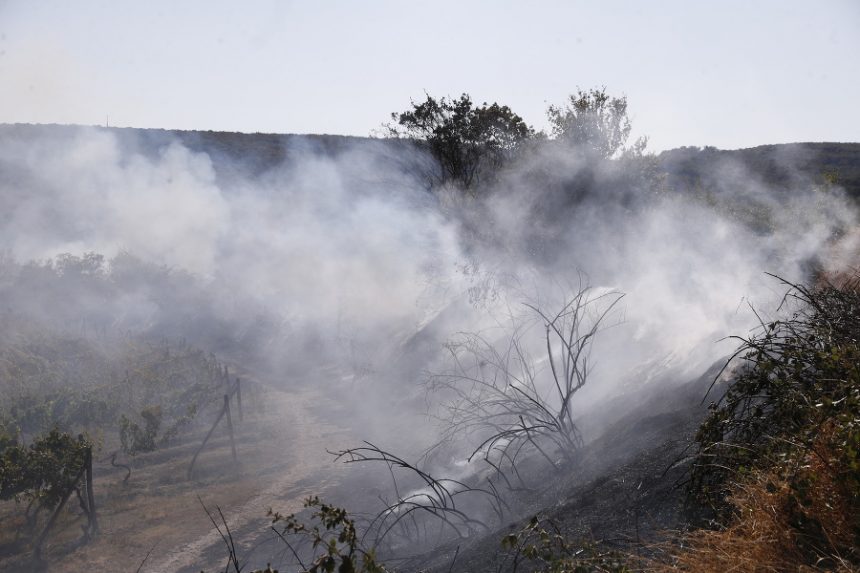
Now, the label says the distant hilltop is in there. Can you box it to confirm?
[659,142,860,200]
[2,123,859,199]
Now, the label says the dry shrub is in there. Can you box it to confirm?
[655,428,859,572]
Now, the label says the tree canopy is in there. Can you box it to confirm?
[388,93,536,190]
[547,87,646,159]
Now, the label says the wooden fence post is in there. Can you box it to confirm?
[235,377,243,423]
[187,400,228,479]
[85,445,98,536]
[224,394,238,464]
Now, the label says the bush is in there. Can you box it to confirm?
[659,431,859,571]
[269,496,388,573]
[690,274,860,510]
[0,428,90,508]
[119,405,162,456]
[500,515,631,572]
[681,274,860,570]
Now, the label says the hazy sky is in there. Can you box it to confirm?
[0,0,858,151]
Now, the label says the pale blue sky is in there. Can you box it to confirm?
[0,0,858,150]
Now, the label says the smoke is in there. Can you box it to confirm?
[0,127,465,359]
[451,147,857,401]
[0,128,228,273]
[0,124,856,563]
[1,125,855,409]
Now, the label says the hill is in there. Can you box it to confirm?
[659,142,860,199]
[2,124,859,197]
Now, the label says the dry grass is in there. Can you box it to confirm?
[651,431,859,573]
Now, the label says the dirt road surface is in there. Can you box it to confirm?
[0,370,352,573]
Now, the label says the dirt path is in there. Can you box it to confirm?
[148,382,350,573]
[0,365,354,573]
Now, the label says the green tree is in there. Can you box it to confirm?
[388,93,536,191]
[0,429,90,507]
[119,405,162,456]
[547,87,645,159]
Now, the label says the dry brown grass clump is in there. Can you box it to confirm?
[654,430,859,572]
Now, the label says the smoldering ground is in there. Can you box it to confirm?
[0,124,856,567]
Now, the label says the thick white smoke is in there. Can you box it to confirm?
[0,124,855,437]
[0,128,464,337]
[1,124,858,571]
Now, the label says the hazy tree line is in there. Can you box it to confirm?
[387,87,652,193]
[386,88,857,246]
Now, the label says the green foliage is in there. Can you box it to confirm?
[54,251,106,277]
[270,496,388,573]
[119,405,162,456]
[0,428,90,507]
[0,421,15,451]
[389,93,536,190]
[0,315,224,454]
[500,515,631,572]
[547,88,645,160]
[6,393,111,436]
[159,403,198,445]
[821,167,840,188]
[691,274,860,519]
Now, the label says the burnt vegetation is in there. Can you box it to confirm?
[1,87,859,573]
[428,288,624,479]
[206,92,858,572]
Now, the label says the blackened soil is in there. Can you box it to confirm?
[410,364,722,573]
